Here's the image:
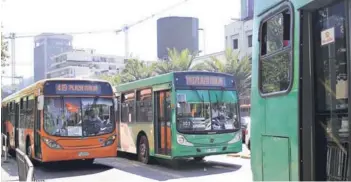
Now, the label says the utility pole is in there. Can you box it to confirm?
[123,25,129,59]
[10,33,16,91]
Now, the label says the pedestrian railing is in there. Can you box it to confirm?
[15,148,34,182]
[1,133,8,162]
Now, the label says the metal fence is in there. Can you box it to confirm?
[1,133,8,162]
[15,148,34,182]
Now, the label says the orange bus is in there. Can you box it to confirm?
[1,78,117,164]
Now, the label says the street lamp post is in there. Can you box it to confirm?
[198,28,206,55]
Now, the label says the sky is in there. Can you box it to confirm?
[1,0,241,83]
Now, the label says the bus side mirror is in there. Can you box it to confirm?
[38,95,44,110]
[113,98,118,111]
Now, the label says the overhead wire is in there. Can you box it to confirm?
[3,0,190,39]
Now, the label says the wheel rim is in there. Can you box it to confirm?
[139,140,146,158]
[27,145,32,157]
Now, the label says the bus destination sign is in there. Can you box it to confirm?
[55,84,101,94]
[185,75,225,87]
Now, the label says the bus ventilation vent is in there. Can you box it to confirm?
[326,142,349,181]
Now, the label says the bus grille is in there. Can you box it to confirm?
[326,142,349,181]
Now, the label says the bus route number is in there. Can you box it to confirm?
[55,84,100,94]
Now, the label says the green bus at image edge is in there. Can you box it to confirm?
[251,0,351,181]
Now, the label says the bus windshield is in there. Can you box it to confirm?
[44,97,115,137]
[176,89,240,133]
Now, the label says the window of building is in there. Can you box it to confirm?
[232,39,239,49]
[248,35,253,47]
[259,9,292,95]
[136,89,152,122]
[121,92,135,122]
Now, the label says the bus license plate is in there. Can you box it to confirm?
[206,148,217,153]
[78,152,90,157]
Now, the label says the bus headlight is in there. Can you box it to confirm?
[103,134,116,147]
[228,133,241,144]
[42,137,62,149]
[176,134,193,146]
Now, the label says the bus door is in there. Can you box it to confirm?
[154,89,172,156]
[300,0,351,180]
[34,97,41,158]
[14,102,19,148]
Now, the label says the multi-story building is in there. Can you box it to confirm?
[34,33,73,82]
[224,19,253,59]
[224,0,254,59]
[46,49,125,79]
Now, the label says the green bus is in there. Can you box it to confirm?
[115,71,242,163]
[251,0,350,181]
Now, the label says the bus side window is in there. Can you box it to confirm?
[136,89,152,122]
[259,9,292,95]
[121,92,135,123]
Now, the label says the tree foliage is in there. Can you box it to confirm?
[99,48,252,99]
[1,33,9,70]
[194,48,252,97]
[121,58,156,82]
[98,58,156,86]
[155,48,197,74]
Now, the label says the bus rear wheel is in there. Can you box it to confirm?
[138,135,150,164]
[194,157,205,161]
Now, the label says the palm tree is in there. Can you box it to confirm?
[194,48,252,98]
[155,48,198,74]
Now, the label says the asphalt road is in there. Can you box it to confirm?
[1,147,252,182]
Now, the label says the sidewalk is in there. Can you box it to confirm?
[1,156,19,182]
[227,144,251,159]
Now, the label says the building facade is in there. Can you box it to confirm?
[224,19,253,59]
[46,49,125,79]
[157,16,199,60]
[34,33,73,82]
[224,0,254,59]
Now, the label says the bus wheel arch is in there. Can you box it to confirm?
[136,131,150,164]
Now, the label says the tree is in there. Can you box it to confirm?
[120,58,156,82]
[97,58,156,85]
[194,48,252,98]
[1,32,9,73]
[155,48,198,74]
[98,73,122,86]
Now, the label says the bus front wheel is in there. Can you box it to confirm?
[138,135,150,164]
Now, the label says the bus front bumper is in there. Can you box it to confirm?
[41,144,117,162]
[172,142,242,158]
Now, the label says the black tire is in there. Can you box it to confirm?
[248,140,251,150]
[26,140,31,157]
[194,157,205,161]
[7,133,15,157]
[137,135,150,164]
[81,159,94,165]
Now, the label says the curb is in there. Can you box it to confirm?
[227,153,251,159]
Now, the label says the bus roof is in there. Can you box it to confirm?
[2,78,111,104]
[115,71,235,93]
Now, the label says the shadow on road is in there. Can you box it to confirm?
[1,155,112,181]
[34,160,112,180]
[96,152,242,181]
